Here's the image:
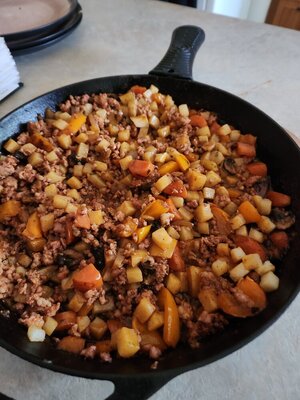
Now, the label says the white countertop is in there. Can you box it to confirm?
[0,1,299,399]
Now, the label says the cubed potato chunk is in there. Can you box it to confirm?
[242,253,263,270]
[195,203,213,222]
[198,288,218,312]
[3,138,20,153]
[134,298,156,323]
[257,216,276,234]
[229,262,249,281]
[212,259,229,276]
[152,227,173,250]
[166,273,181,295]
[187,170,207,190]
[89,317,107,340]
[43,317,58,336]
[27,325,46,342]
[231,247,246,263]
[88,210,104,225]
[40,213,54,234]
[260,271,279,292]
[116,327,140,358]
[147,311,164,331]
[126,266,143,283]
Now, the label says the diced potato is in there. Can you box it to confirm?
[116,327,140,358]
[155,152,169,164]
[118,129,130,142]
[155,174,173,193]
[93,161,108,172]
[175,271,189,292]
[77,316,90,333]
[217,243,230,257]
[67,189,81,201]
[203,187,215,200]
[17,253,32,268]
[0,200,21,221]
[88,210,104,225]
[43,317,58,336]
[147,311,164,331]
[21,143,37,154]
[127,266,143,283]
[152,227,173,250]
[235,226,248,237]
[68,292,86,312]
[253,196,272,216]
[73,164,83,177]
[209,150,224,165]
[205,171,221,187]
[87,174,105,189]
[229,262,249,281]
[83,163,93,175]
[77,142,89,158]
[215,142,229,155]
[197,222,210,235]
[186,190,200,201]
[257,216,276,234]
[149,115,160,129]
[65,203,78,215]
[212,259,229,276]
[230,130,241,141]
[119,155,133,170]
[120,91,135,104]
[178,104,189,117]
[53,195,70,209]
[46,150,59,162]
[90,317,107,340]
[3,138,20,153]
[27,152,43,167]
[93,297,115,313]
[108,124,119,135]
[27,325,46,342]
[198,288,218,312]
[135,298,156,323]
[95,138,110,153]
[117,201,136,217]
[178,207,194,221]
[195,203,213,222]
[40,213,54,234]
[67,176,82,189]
[260,271,279,292]
[187,265,202,297]
[170,196,184,208]
[74,132,88,143]
[179,226,194,241]
[131,114,149,128]
[149,238,177,258]
[231,247,246,263]
[196,126,211,137]
[174,153,190,172]
[131,249,148,267]
[157,125,170,138]
[256,260,275,276]
[230,214,246,230]
[223,201,238,216]
[58,133,72,149]
[218,124,231,136]
[242,253,263,270]
[166,273,181,295]
[52,119,69,130]
[45,171,64,184]
[201,159,218,172]
[187,170,207,190]
[249,228,264,243]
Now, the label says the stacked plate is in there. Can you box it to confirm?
[0,0,82,55]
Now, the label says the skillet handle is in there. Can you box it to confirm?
[149,25,205,80]
[106,375,172,400]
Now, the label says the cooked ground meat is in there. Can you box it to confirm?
[0,84,293,363]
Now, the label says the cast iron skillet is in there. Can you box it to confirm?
[0,26,299,400]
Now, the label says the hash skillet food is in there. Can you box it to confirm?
[0,84,295,363]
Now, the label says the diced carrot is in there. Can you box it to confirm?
[55,311,77,331]
[189,114,207,128]
[218,292,253,318]
[65,220,75,244]
[163,180,187,198]
[238,134,257,145]
[236,142,256,157]
[166,198,181,221]
[211,204,232,235]
[266,191,291,207]
[270,231,289,250]
[73,263,103,292]
[246,162,267,177]
[128,160,154,177]
[75,212,91,229]
[233,235,267,262]
[158,287,180,347]
[220,135,230,143]
[169,245,186,272]
[210,121,221,134]
[237,276,266,310]
[107,319,123,333]
[130,85,147,95]
[57,336,85,354]
[238,200,261,223]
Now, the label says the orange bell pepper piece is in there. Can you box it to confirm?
[237,276,266,311]
[246,162,267,177]
[57,336,85,354]
[130,85,147,95]
[64,113,87,135]
[270,231,289,250]
[238,134,257,145]
[233,235,267,262]
[158,287,180,348]
[30,132,53,151]
[75,210,91,229]
[266,191,291,207]
[218,292,253,318]
[189,114,207,128]
[73,263,103,292]
[238,200,261,223]
[169,245,186,272]
[211,204,232,235]
[55,311,77,331]
[166,198,181,221]
[128,160,154,177]
[22,212,43,239]
[236,142,256,157]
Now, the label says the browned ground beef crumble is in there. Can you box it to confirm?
[0,84,294,362]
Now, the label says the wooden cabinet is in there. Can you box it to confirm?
[266,0,300,30]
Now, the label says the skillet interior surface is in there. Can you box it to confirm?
[0,73,300,383]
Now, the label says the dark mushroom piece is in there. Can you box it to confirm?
[222,158,238,175]
[253,176,270,197]
[271,208,295,230]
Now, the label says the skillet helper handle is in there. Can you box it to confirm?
[149,25,205,80]
[106,375,172,400]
